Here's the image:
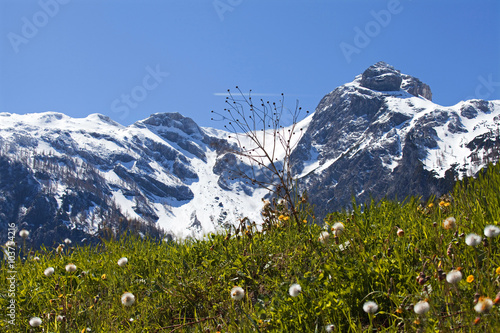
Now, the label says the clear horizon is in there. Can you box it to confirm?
[1,0,499,129]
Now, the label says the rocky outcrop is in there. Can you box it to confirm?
[401,74,432,100]
[360,61,402,91]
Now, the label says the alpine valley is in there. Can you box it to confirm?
[1,62,499,247]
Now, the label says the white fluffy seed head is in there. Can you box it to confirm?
[474,297,493,313]
[5,240,15,247]
[65,263,77,273]
[117,257,128,267]
[332,222,345,236]
[446,269,463,284]
[325,324,335,332]
[44,267,55,277]
[443,217,456,230]
[465,233,482,247]
[289,283,302,297]
[230,286,245,301]
[318,231,330,243]
[64,238,72,245]
[29,317,42,327]
[484,225,500,238]
[19,229,30,239]
[414,300,430,315]
[363,301,378,314]
[56,315,65,322]
[121,292,135,306]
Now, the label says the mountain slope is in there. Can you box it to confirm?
[291,62,500,216]
[1,62,499,243]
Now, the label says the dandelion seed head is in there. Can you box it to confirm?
[121,292,135,306]
[29,317,42,327]
[19,229,30,239]
[44,267,55,277]
[443,217,456,230]
[474,297,493,313]
[64,238,72,245]
[318,231,330,243]
[332,222,344,236]
[65,263,77,273]
[289,283,302,297]
[230,286,244,301]
[465,233,482,247]
[117,257,128,267]
[33,256,40,261]
[446,269,462,284]
[484,225,500,238]
[325,324,335,332]
[363,301,378,314]
[414,300,430,315]
[56,315,64,322]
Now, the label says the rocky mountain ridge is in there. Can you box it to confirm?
[1,62,499,245]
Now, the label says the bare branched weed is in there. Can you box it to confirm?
[211,87,310,227]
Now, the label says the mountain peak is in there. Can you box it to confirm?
[360,61,402,92]
[359,62,432,100]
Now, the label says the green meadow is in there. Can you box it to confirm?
[2,163,500,332]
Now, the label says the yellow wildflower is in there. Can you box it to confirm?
[439,201,446,207]
[428,203,434,208]
[466,275,474,283]
[496,267,500,275]
[101,274,107,280]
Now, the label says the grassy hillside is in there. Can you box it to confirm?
[1,163,500,332]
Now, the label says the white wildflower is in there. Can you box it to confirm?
[363,301,378,314]
[474,297,493,313]
[19,229,30,239]
[29,317,42,327]
[446,269,462,284]
[414,300,430,315]
[117,257,128,267]
[318,231,330,243]
[44,267,55,277]
[325,324,335,332]
[65,263,77,273]
[484,225,500,238]
[121,292,135,306]
[230,286,244,301]
[443,217,456,230]
[465,233,482,247]
[289,283,302,297]
[332,222,345,236]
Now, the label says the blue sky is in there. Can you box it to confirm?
[1,0,499,129]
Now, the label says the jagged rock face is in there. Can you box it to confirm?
[292,63,499,218]
[360,61,402,91]
[401,74,432,100]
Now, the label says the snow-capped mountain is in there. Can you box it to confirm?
[1,62,499,245]
[291,62,500,215]
[0,112,267,245]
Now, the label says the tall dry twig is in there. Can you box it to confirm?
[211,87,308,227]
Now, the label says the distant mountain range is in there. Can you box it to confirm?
[1,62,499,246]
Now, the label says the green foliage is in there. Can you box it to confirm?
[2,163,500,332]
